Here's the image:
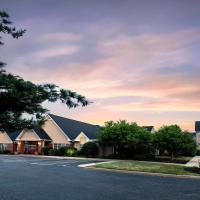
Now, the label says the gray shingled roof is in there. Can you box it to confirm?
[49,114,100,140]
[34,127,52,140]
[6,127,51,141]
[195,121,200,132]
[6,130,21,141]
[143,126,154,132]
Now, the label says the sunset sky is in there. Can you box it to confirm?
[1,0,200,131]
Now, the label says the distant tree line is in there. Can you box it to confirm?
[98,121,197,160]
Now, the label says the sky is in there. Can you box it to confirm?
[1,0,200,131]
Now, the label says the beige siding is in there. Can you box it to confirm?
[0,131,13,144]
[42,119,70,144]
[17,129,40,141]
[74,132,90,144]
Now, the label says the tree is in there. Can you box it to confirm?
[127,124,152,155]
[97,120,131,155]
[180,132,197,156]
[0,10,89,130]
[98,120,152,157]
[155,125,186,160]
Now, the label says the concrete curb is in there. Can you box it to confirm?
[1,154,110,162]
[78,161,115,168]
[84,165,200,179]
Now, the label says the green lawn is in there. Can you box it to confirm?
[94,160,200,176]
[133,155,192,164]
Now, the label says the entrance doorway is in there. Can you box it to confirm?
[24,141,38,154]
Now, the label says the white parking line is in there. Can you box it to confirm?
[3,159,26,162]
[30,160,79,166]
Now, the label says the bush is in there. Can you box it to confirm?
[80,142,99,157]
[0,150,11,154]
[48,149,58,156]
[66,147,77,157]
[57,146,67,156]
[42,147,52,155]
[196,149,200,156]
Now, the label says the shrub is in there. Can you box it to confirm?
[48,149,58,156]
[196,149,200,156]
[80,142,99,157]
[0,150,11,154]
[57,146,67,156]
[42,147,52,155]
[66,147,77,157]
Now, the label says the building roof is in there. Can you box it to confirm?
[195,121,200,132]
[34,127,52,140]
[143,126,154,132]
[49,114,100,140]
[6,127,51,141]
[6,130,21,141]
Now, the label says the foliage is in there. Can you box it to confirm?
[48,149,58,156]
[154,125,183,159]
[98,120,131,147]
[65,147,77,156]
[0,10,89,131]
[98,120,152,157]
[42,146,52,155]
[155,125,197,159]
[196,149,200,156]
[0,10,26,45]
[80,142,99,157]
[127,124,153,154]
[57,146,67,156]
[0,150,11,154]
[180,132,197,156]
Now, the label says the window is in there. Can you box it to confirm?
[0,144,8,151]
[53,143,66,150]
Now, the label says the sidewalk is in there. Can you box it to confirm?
[185,156,200,167]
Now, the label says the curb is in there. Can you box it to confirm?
[1,154,110,162]
[83,165,200,179]
[78,161,115,168]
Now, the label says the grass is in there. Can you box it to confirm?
[94,160,200,176]
[103,154,193,164]
[134,155,192,164]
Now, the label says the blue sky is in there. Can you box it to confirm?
[1,0,200,130]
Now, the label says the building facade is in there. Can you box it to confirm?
[0,114,100,154]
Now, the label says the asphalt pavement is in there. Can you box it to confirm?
[0,155,200,200]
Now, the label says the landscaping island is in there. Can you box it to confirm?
[94,160,200,176]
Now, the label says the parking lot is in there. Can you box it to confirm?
[0,155,200,200]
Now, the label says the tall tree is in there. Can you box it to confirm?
[0,10,89,130]
[154,125,196,159]
[98,120,152,157]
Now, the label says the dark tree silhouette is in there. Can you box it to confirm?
[0,10,89,130]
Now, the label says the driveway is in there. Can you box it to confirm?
[0,155,200,200]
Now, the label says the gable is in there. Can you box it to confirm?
[0,131,13,143]
[49,114,100,140]
[74,132,90,144]
[42,117,70,144]
[16,129,40,141]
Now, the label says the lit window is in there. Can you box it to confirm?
[0,144,8,151]
[54,143,66,150]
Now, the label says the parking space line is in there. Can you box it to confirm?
[30,160,79,166]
